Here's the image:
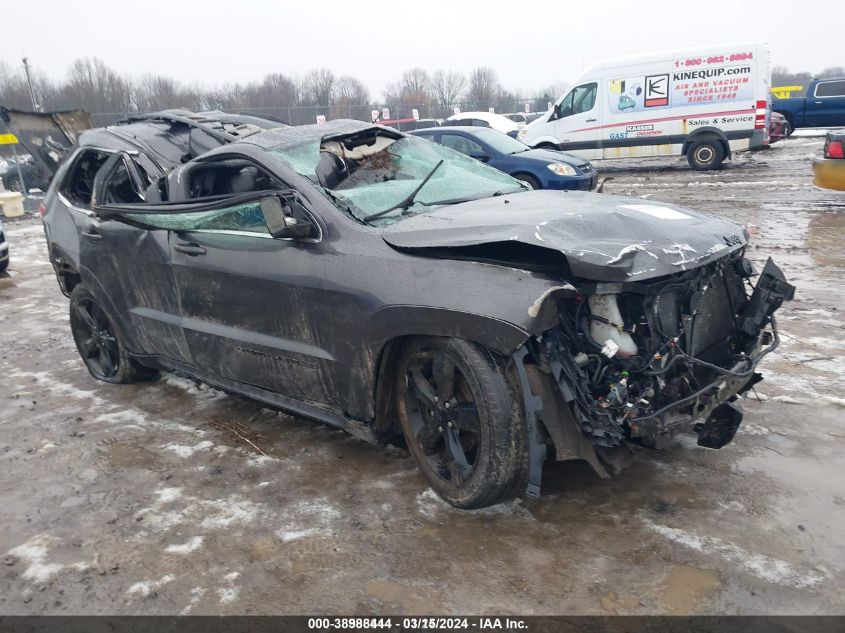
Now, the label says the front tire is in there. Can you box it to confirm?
[514,174,541,190]
[396,337,528,509]
[69,285,157,384]
[686,137,726,170]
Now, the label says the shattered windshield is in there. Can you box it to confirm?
[268,133,525,225]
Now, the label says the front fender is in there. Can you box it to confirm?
[526,135,563,149]
[345,282,579,420]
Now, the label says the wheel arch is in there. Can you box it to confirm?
[48,243,82,297]
[77,264,145,355]
[534,139,562,150]
[510,171,542,188]
[364,307,533,436]
[682,127,731,158]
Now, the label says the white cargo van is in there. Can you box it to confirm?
[520,43,771,170]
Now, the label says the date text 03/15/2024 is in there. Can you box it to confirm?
[306,617,528,630]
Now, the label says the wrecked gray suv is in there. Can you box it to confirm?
[37,117,793,509]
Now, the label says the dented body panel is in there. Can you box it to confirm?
[382,190,747,282]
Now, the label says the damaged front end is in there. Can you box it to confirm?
[517,251,794,493]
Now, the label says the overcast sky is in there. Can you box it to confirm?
[3,0,842,96]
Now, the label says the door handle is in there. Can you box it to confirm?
[174,242,207,256]
[82,227,103,240]
[586,118,597,123]
[814,100,823,104]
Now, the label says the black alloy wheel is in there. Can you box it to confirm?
[69,285,157,383]
[396,337,528,509]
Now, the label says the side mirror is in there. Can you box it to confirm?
[260,195,315,239]
[469,150,491,162]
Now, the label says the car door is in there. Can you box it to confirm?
[171,200,333,405]
[806,80,845,127]
[104,154,338,406]
[82,153,193,365]
[550,82,602,159]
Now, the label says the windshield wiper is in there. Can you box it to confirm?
[362,159,444,222]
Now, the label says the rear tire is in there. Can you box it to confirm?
[69,285,157,384]
[514,173,541,190]
[395,337,528,509]
[686,137,726,171]
[782,119,793,138]
[0,259,7,273]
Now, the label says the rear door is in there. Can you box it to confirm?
[98,156,339,406]
[806,80,845,127]
[82,153,192,364]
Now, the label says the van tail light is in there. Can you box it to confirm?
[826,140,845,159]
[38,202,47,218]
[755,100,767,130]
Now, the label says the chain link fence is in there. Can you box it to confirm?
[89,97,556,128]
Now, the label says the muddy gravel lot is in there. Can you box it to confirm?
[1,134,843,615]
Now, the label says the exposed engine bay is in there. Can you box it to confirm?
[535,251,795,451]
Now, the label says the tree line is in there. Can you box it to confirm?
[0,57,565,127]
[772,66,844,87]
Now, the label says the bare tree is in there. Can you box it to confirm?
[430,69,465,117]
[400,68,430,104]
[465,66,501,111]
[819,67,845,79]
[380,68,434,118]
[334,75,369,104]
[135,74,194,111]
[59,57,134,113]
[301,68,335,106]
[246,73,299,108]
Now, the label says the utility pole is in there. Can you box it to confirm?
[22,57,40,112]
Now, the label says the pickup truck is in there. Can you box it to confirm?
[773,78,845,135]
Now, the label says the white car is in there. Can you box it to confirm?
[0,219,8,273]
[444,111,520,136]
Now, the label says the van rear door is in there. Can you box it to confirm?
[550,82,602,160]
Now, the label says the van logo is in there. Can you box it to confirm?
[645,74,670,107]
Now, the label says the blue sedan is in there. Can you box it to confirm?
[411,126,597,191]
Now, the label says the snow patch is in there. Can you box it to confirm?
[165,536,204,554]
[5,535,87,583]
[163,440,214,458]
[771,395,806,405]
[642,518,826,589]
[180,587,206,615]
[416,488,534,520]
[126,574,175,598]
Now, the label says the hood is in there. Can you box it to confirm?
[382,190,747,282]
[0,108,92,179]
[519,148,591,168]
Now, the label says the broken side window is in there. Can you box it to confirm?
[61,149,112,208]
[185,160,284,200]
[120,201,271,234]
